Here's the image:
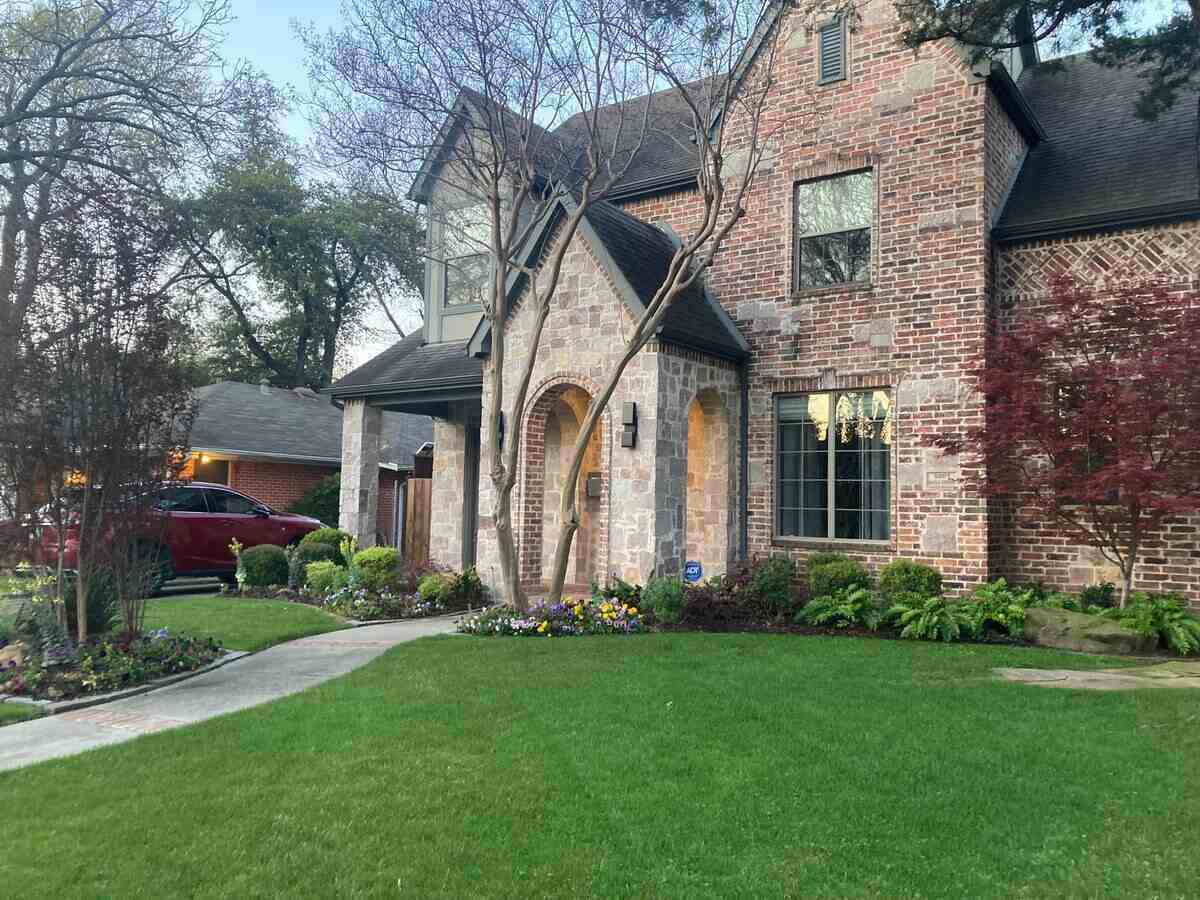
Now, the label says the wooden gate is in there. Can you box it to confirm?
[403,477,432,565]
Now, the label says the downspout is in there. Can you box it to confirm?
[738,361,750,560]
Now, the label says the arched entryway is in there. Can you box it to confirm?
[521,382,606,591]
[684,388,731,578]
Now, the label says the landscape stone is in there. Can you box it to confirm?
[1023,607,1156,656]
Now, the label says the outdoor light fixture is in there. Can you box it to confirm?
[198,453,210,464]
[621,402,637,448]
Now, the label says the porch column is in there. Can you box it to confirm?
[339,399,382,547]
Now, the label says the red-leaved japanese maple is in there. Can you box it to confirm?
[934,277,1200,606]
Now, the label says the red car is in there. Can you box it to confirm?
[41,482,323,588]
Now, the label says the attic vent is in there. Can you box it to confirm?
[817,18,846,85]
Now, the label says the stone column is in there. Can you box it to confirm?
[339,399,382,548]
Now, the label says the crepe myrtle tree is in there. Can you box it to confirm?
[930,277,1200,607]
[305,0,809,608]
[896,0,1200,120]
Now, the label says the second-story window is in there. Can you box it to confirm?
[442,204,490,307]
[793,170,873,290]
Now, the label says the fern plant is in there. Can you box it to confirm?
[1103,596,1200,655]
[887,595,971,642]
[797,586,885,630]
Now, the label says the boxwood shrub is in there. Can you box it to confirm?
[353,547,400,592]
[305,561,347,595]
[878,560,943,602]
[240,544,289,587]
[807,557,871,599]
[300,527,354,565]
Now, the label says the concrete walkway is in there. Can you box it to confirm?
[995,659,1200,690]
[0,616,459,773]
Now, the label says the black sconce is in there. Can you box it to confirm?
[621,401,637,448]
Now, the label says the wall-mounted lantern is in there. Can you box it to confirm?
[621,401,638,448]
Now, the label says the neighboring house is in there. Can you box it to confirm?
[329,1,1200,602]
[189,381,433,548]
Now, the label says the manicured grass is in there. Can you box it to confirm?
[0,703,41,727]
[142,594,347,652]
[2,634,1197,898]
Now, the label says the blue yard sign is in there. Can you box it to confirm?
[683,561,703,583]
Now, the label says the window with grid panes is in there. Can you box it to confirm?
[776,390,892,541]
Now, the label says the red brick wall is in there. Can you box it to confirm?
[621,8,996,590]
[229,461,336,514]
[993,221,1200,608]
[226,459,403,546]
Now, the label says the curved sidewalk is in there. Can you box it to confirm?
[0,616,459,773]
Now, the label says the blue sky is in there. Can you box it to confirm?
[221,1,343,140]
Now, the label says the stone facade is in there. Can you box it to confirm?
[430,407,470,568]
[338,399,382,547]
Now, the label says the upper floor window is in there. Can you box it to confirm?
[441,204,490,308]
[777,390,892,542]
[793,170,873,290]
[817,18,847,84]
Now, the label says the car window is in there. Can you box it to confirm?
[205,490,258,515]
[156,488,208,513]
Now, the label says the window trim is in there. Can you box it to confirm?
[816,16,848,86]
[792,168,874,293]
[773,389,894,546]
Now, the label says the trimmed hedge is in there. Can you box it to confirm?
[353,547,400,592]
[240,544,289,588]
[305,561,347,595]
[300,527,354,565]
[807,558,871,599]
[878,560,943,602]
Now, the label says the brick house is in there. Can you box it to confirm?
[189,381,433,547]
[330,1,1200,603]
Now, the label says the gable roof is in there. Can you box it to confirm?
[468,195,748,361]
[192,381,433,469]
[994,53,1200,241]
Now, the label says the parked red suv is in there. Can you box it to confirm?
[40,482,323,587]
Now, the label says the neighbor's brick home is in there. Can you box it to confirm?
[330,0,1200,604]
[188,381,432,546]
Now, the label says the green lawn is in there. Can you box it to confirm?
[0,703,41,727]
[142,594,347,652]
[2,634,1197,898]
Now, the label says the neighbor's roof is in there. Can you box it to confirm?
[994,53,1200,241]
[191,381,433,468]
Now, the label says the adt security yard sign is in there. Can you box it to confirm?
[683,561,703,583]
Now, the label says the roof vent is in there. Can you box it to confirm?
[293,386,319,400]
[259,378,271,396]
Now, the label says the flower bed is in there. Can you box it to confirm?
[457,596,645,636]
[0,630,221,701]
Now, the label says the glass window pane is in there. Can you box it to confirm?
[207,491,256,515]
[780,508,800,537]
[847,228,871,282]
[834,508,861,540]
[865,509,889,540]
[802,450,827,480]
[803,480,826,508]
[803,508,828,538]
[798,234,851,288]
[445,252,489,307]
[795,171,873,237]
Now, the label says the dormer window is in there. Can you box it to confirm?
[440,204,490,308]
[817,17,847,85]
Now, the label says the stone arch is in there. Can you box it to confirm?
[520,379,608,590]
[684,387,732,578]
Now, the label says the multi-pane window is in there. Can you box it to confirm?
[793,170,873,290]
[441,204,490,307]
[777,390,892,541]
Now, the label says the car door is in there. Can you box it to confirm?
[204,489,284,562]
[153,486,214,571]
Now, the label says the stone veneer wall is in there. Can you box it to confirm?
[621,0,996,590]
[429,409,468,568]
[338,399,382,547]
[993,220,1200,608]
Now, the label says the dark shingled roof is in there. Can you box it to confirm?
[583,200,747,359]
[330,328,484,393]
[192,381,433,468]
[995,53,1200,239]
